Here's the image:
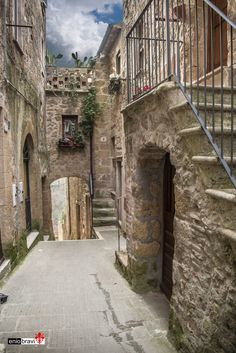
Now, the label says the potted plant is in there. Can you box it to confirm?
[108,73,121,94]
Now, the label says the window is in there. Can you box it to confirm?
[12,0,23,50]
[62,116,78,139]
[116,51,121,75]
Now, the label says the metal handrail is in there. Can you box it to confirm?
[126,0,236,188]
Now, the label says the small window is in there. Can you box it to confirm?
[62,116,78,139]
[116,51,121,75]
[12,0,23,50]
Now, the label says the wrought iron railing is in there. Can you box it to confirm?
[127,0,236,188]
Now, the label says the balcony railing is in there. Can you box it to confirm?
[46,67,94,91]
[127,0,236,188]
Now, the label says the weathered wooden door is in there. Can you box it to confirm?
[23,143,32,232]
[207,0,228,72]
[161,154,175,300]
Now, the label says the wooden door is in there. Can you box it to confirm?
[161,154,175,300]
[207,0,228,72]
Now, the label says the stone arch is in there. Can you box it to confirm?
[22,134,37,231]
[43,175,91,239]
[126,143,177,295]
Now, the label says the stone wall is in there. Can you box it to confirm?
[122,81,236,352]
[0,0,47,248]
[93,59,114,198]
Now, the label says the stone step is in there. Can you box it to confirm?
[205,189,236,230]
[205,189,236,204]
[93,208,116,217]
[93,198,114,208]
[218,227,236,242]
[186,85,236,105]
[27,231,40,249]
[191,155,235,189]
[169,101,236,130]
[192,155,236,165]
[93,217,117,227]
[0,259,11,280]
[179,126,236,157]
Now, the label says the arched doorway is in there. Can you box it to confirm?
[50,177,92,240]
[161,153,176,300]
[23,138,32,231]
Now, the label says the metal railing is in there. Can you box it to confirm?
[127,0,236,188]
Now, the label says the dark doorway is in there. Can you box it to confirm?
[116,160,122,225]
[207,0,228,73]
[161,154,175,300]
[0,232,4,266]
[23,141,32,232]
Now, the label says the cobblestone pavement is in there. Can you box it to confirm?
[0,228,177,353]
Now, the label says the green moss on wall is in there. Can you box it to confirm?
[169,308,186,351]
[4,230,43,272]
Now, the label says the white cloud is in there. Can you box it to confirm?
[46,0,122,64]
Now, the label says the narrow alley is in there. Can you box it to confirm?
[0,228,176,353]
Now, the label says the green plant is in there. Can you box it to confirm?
[108,74,121,94]
[46,49,63,66]
[74,130,84,145]
[80,87,100,136]
[32,219,40,231]
[72,52,96,68]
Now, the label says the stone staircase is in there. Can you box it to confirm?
[93,198,117,227]
[170,84,236,250]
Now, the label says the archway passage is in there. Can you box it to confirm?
[161,154,176,300]
[50,177,92,241]
[23,139,32,231]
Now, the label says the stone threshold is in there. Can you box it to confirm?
[0,259,11,280]
[27,231,40,249]
[115,250,128,269]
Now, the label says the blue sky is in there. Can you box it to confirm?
[47,1,122,67]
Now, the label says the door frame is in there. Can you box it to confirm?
[23,141,32,232]
[161,154,175,300]
[207,0,228,73]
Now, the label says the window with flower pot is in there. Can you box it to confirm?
[62,116,78,139]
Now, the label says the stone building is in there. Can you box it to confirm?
[99,1,236,352]
[96,23,127,232]
[43,67,93,239]
[0,0,48,266]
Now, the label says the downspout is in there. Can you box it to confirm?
[89,131,94,238]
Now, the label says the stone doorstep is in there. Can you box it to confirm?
[26,231,40,249]
[115,250,128,269]
[0,259,11,280]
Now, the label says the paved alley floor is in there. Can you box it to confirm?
[0,228,177,353]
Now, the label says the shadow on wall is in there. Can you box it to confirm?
[50,177,92,240]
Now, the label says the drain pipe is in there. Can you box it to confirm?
[89,131,94,237]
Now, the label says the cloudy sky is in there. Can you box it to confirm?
[46,0,122,67]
